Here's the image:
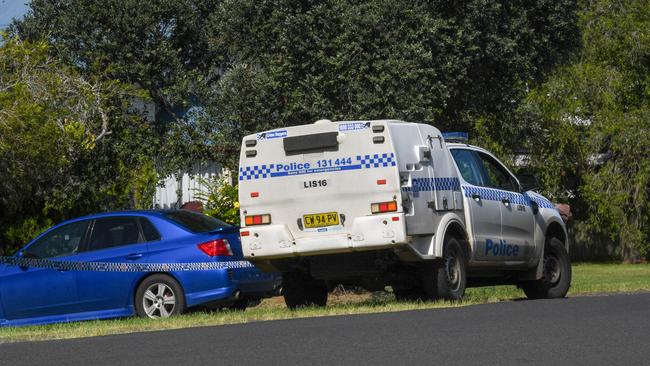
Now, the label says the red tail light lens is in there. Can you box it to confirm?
[371,201,398,214]
[198,239,233,257]
[244,214,271,226]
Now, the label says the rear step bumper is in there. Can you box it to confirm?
[241,213,407,259]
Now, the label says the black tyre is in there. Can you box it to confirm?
[423,236,467,301]
[229,299,249,311]
[282,272,328,309]
[135,274,186,318]
[521,237,571,299]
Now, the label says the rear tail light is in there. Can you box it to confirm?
[244,214,271,226]
[198,239,233,257]
[371,201,398,214]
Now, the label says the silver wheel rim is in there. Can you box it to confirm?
[445,251,462,292]
[143,283,176,319]
[544,254,561,286]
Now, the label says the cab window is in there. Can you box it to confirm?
[87,217,143,251]
[24,220,89,258]
[450,149,484,186]
[476,152,518,192]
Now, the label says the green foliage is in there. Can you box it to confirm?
[194,177,240,225]
[11,1,580,172]
[0,35,158,252]
[522,0,650,261]
[203,0,579,168]
[11,0,219,175]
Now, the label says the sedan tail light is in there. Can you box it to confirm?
[198,239,233,257]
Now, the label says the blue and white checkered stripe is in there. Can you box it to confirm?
[357,153,397,168]
[0,257,254,272]
[532,196,555,209]
[239,164,274,181]
[433,177,461,191]
[402,177,461,193]
[239,153,397,180]
[462,186,529,205]
[461,186,555,208]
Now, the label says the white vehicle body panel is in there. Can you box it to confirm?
[238,120,566,276]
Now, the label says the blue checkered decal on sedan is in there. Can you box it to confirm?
[0,256,255,272]
[357,153,397,168]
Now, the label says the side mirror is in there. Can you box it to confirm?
[517,173,539,192]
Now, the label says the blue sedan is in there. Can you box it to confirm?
[0,210,281,327]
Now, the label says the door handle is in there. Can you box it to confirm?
[125,253,144,260]
[471,194,481,201]
[501,198,510,206]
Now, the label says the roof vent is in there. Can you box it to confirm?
[314,119,332,125]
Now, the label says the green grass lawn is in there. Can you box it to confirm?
[1,263,648,343]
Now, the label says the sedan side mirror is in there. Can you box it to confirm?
[517,173,539,192]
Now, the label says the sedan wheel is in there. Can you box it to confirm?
[135,274,186,319]
[143,283,177,318]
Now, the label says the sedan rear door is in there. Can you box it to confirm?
[73,216,154,313]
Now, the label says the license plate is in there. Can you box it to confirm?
[303,212,339,229]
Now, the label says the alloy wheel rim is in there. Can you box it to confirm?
[143,283,176,318]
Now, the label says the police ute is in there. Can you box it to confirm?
[238,119,571,308]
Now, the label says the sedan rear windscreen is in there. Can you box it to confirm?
[163,210,231,233]
[283,132,339,155]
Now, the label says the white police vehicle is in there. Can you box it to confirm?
[238,120,571,308]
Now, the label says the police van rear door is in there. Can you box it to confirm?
[238,120,401,239]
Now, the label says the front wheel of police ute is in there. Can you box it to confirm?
[282,272,328,309]
[422,236,467,301]
[520,237,572,300]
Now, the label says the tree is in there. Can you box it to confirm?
[0,35,157,252]
[520,0,650,261]
[11,0,220,175]
[13,1,580,170]
[203,0,580,167]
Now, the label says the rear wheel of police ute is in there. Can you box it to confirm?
[135,274,186,319]
[282,272,328,309]
[424,237,467,301]
[521,237,571,299]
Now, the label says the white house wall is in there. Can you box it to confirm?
[154,162,226,209]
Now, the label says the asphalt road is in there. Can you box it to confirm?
[1,292,649,366]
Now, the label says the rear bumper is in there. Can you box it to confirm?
[179,266,280,307]
[241,213,407,259]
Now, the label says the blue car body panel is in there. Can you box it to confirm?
[0,211,280,327]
